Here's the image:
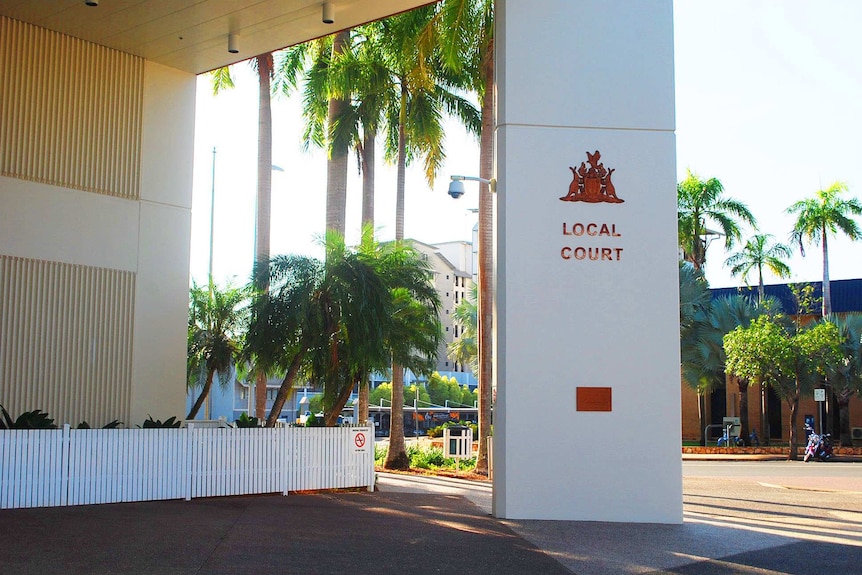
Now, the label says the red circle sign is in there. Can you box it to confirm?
[354,432,366,448]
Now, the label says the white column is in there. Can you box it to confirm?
[494,0,682,522]
[130,61,196,424]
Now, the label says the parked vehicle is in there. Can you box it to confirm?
[803,424,834,462]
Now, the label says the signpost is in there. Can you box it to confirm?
[815,388,826,434]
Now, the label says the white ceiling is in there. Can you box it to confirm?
[0,0,434,74]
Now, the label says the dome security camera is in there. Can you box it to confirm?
[448,180,465,199]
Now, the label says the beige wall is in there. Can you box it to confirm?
[0,18,193,426]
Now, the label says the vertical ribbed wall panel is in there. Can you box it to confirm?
[0,16,143,200]
[0,256,135,426]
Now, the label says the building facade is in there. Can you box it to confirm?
[682,279,862,444]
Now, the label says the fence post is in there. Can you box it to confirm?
[185,423,194,501]
[60,424,71,507]
[281,426,289,496]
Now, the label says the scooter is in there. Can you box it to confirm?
[803,424,834,462]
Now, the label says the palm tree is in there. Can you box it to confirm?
[725,234,792,302]
[787,182,862,317]
[828,314,862,446]
[433,0,494,475]
[245,231,440,430]
[210,51,307,419]
[677,170,757,271]
[186,281,248,419]
[679,262,715,445]
[448,283,478,375]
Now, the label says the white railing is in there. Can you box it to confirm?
[0,425,374,509]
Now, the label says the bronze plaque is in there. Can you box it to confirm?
[577,387,612,412]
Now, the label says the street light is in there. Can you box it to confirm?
[447,173,495,476]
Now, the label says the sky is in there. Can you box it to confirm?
[189,0,862,291]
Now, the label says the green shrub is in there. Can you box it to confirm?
[410,446,448,469]
[141,415,182,428]
[305,413,324,427]
[76,420,122,429]
[426,420,478,439]
[374,444,387,465]
[0,404,57,429]
[234,413,261,428]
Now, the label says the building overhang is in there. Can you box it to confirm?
[0,0,436,74]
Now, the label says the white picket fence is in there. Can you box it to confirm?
[0,425,375,509]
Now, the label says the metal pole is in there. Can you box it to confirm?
[208,147,216,287]
[205,146,216,420]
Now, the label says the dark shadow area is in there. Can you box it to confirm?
[0,492,573,575]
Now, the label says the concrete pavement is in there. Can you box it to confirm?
[1,463,860,574]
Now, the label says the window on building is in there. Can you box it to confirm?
[445,361,450,367]
[446,326,449,332]
[446,274,450,280]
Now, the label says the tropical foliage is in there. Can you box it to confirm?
[725,234,792,302]
[677,169,757,270]
[787,181,862,317]
[243,230,441,429]
[725,316,843,459]
[187,281,248,420]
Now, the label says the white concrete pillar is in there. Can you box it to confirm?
[494,0,682,522]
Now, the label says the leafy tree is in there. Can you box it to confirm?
[710,296,762,445]
[679,262,771,445]
[828,314,862,446]
[425,372,450,406]
[404,383,431,406]
[725,317,842,459]
[725,233,792,302]
[460,385,477,408]
[677,170,757,271]
[186,281,248,419]
[787,182,862,317]
[370,383,392,407]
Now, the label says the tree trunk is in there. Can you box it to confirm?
[394,84,407,241]
[837,389,854,446]
[698,393,706,446]
[474,46,495,477]
[266,347,306,427]
[361,133,375,229]
[255,372,268,421]
[760,382,770,446]
[358,132,375,425]
[736,377,750,446]
[187,368,216,420]
[821,230,831,317]
[358,379,369,425]
[325,30,350,236]
[254,52,274,420]
[787,385,800,461]
[324,376,357,426]
[385,86,409,470]
[384,362,410,469]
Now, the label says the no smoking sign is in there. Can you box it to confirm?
[352,430,368,452]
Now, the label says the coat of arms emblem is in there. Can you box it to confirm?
[559,150,623,204]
